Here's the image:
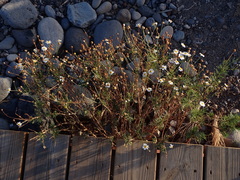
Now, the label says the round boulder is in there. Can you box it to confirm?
[64,27,90,53]
[67,2,97,28]
[0,0,38,29]
[94,20,123,47]
[12,28,37,48]
[0,76,12,103]
[38,17,64,54]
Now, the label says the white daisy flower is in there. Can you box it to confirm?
[142,72,148,77]
[168,80,174,85]
[174,60,179,65]
[160,65,167,70]
[158,78,165,83]
[105,82,111,88]
[43,58,49,63]
[148,69,154,75]
[142,143,149,150]
[199,101,205,107]
[16,122,22,128]
[109,70,114,75]
[45,40,52,44]
[146,87,152,92]
[33,48,38,53]
[173,49,179,55]
[41,46,47,51]
[181,51,191,57]
[173,86,179,91]
[178,54,185,60]
[178,66,183,72]
[59,76,64,82]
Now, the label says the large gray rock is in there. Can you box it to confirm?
[0,76,12,103]
[12,28,37,48]
[94,20,123,47]
[64,27,89,53]
[38,17,64,54]
[67,2,97,28]
[0,36,14,50]
[229,129,240,147]
[0,0,38,29]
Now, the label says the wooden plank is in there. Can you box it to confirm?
[0,130,26,180]
[68,136,112,180]
[204,145,240,180]
[158,143,203,180]
[23,133,70,180]
[113,140,157,180]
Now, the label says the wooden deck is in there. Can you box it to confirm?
[0,130,240,180]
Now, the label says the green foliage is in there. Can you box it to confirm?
[219,114,240,137]
[185,126,206,143]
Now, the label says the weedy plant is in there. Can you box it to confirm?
[21,24,236,145]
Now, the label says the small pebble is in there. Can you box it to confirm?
[159,3,167,11]
[169,3,177,10]
[92,0,102,9]
[7,54,18,62]
[96,1,112,14]
[184,24,191,29]
[45,5,56,18]
[131,10,141,20]
[136,0,145,7]
[135,16,147,27]
[173,30,185,42]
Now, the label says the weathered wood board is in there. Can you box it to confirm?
[114,140,157,180]
[68,136,112,180]
[204,145,240,180]
[23,133,70,180]
[0,130,26,180]
[158,143,203,180]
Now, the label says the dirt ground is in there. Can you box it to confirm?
[172,0,240,71]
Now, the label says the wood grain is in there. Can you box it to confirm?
[0,130,26,180]
[23,133,70,180]
[68,136,112,180]
[113,140,157,180]
[158,143,203,180]
[204,145,240,180]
